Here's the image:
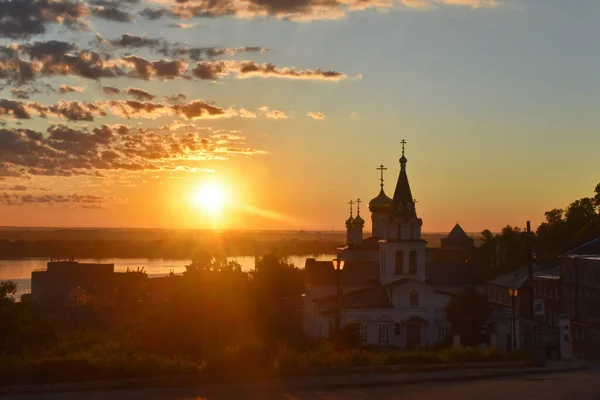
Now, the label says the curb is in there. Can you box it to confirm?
[0,362,587,396]
[319,364,588,391]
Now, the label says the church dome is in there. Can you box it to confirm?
[368,188,392,214]
[345,215,354,228]
[352,214,365,228]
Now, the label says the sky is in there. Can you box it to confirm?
[1,0,599,233]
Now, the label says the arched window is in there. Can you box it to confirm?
[409,251,417,275]
[395,251,404,274]
[409,290,419,308]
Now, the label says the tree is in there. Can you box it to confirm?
[0,281,55,356]
[249,251,306,344]
[445,287,491,347]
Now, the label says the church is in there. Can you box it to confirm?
[303,141,483,348]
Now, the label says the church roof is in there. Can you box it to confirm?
[314,286,392,309]
[304,259,379,287]
[389,146,418,222]
[446,223,470,241]
[441,223,475,248]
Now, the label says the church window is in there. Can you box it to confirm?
[409,251,417,274]
[409,290,419,308]
[395,251,404,274]
[378,324,389,345]
[360,324,368,344]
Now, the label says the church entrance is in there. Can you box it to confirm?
[406,323,421,349]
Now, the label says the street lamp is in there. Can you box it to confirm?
[508,287,519,353]
[332,258,345,334]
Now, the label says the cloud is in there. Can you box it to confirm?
[0,0,89,39]
[167,23,197,29]
[145,0,392,21]
[0,98,252,122]
[259,106,289,119]
[402,0,499,8]
[59,85,85,94]
[0,192,118,208]
[104,33,161,48]
[91,6,133,22]
[120,56,189,80]
[102,86,120,95]
[164,93,186,103]
[0,124,266,178]
[191,60,347,81]
[125,88,156,101]
[307,112,326,120]
[11,89,31,100]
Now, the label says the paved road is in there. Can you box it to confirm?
[5,370,600,400]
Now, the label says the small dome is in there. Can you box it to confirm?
[352,214,365,227]
[345,215,354,228]
[368,188,392,214]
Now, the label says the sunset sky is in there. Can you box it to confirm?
[1,0,599,232]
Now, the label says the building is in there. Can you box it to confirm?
[30,259,146,309]
[486,264,560,354]
[560,237,600,360]
[303,142,483,348]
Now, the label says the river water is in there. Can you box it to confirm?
[0,254,336,297]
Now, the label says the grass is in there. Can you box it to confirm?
[0,341,531,387]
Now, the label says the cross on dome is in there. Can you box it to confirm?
[377,164,387,189]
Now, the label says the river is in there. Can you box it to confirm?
[0,254,336,297]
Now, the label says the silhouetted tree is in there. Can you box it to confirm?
[446,287,491,347]
[249,252,305,344]
[0,281,55,356]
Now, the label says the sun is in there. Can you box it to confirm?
[192,182,227,215]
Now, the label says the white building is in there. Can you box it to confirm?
[303,143,481,348]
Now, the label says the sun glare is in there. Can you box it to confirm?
[193,182,227,215]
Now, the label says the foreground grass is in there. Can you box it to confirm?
[0,343,532,387]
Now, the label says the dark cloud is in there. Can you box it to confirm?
[121,56,188,80]
[102,86,120,95]
[0,0,89,39]
[141,0,392,21]
[190,60,347,81]
[125,88,156,101]
[92,6,133,22]
[140,8,171,20]
[59,84,84,94]
[191,61,229,80]
[11,88,30,100]
[164,94,187,104]
[0,192,114,207]
[237,61,347,80]
[106,33,161,48]
[0,124,265,178]
[0,99,32,119]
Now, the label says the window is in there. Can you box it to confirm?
[360,324,368,344]
[378,325,389,345]
[438,325,447,341]
[409,290,419,308]
[409,251,417,275]
[395,251,404,274]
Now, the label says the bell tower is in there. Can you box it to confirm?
[379,140,427,285]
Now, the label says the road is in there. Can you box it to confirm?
[5,370,600,400]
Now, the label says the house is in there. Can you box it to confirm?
[560,236,600,360]
[303,142,484,348]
